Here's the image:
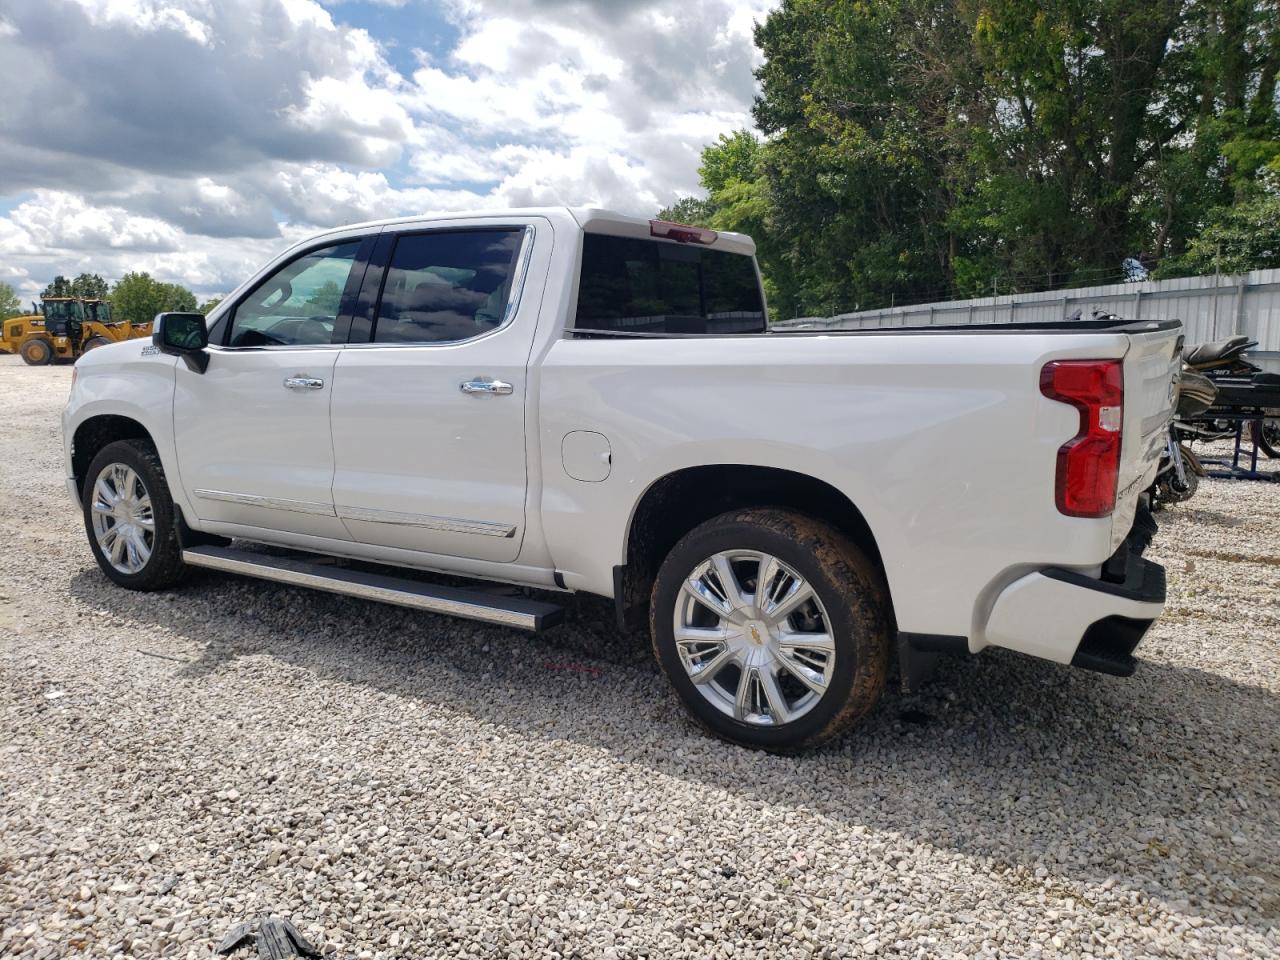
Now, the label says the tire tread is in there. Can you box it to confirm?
[649,507,890,752]
[83,439,189,591]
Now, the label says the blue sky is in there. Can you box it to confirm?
[0,0,775,299]
[328,1,461,75]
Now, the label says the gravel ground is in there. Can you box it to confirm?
[1,353,1277,960]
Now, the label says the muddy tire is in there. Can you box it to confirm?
[650,508,891,751]
[82,336,112,353]
[20,338,53,365]
[82,439,189,591]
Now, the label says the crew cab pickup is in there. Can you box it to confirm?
[63,208,1180,750]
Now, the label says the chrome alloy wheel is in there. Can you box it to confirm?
[674,550,836,726]
[90,462,155,575]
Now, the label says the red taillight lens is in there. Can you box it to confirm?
[1040,360,1124,518]
[649,219,718,244]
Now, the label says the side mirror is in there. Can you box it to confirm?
[153,312,209,373]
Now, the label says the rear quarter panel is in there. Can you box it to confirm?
[537,331,1137,643]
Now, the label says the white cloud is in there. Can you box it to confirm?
[67,0,216,45]
[0,0,778,300]
[6,193,183,253]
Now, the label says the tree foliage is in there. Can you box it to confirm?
[110,272,197,325]
[1158,175,1280,276]
[41,275,72,298]
[197,297,224,316]
[669,0,1280,319]
[0,282,21,320]
[305,280,343,315]
[42,273,110,299]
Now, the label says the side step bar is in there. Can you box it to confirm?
[182,545,564,632]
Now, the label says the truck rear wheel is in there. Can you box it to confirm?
[20,338,52,365]
[82,439,189,591]
[650,508,890,751]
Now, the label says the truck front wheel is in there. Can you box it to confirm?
[82,439,189,591]
[650,508,890,751]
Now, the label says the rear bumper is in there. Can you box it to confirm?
[981,509,1166,674]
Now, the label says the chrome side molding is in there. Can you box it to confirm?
[194,488,336,516]
[336,504,517,538]
[194,490,516,538]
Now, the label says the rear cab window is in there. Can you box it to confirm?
[573,233,766,336]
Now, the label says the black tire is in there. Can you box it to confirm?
[650,508,891,751]
[1252,418,1280,459]
[20,338,52,365]
[82,336,111,353]
[82,439,189,590]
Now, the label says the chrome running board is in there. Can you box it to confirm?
[182,545,564,632]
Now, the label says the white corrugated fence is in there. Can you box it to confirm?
[771,268,1280,350]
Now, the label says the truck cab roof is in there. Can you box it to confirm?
[303,207,757,257]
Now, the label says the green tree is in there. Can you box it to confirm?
[657,195,715,224]
[0,282,21,319]
[42,275,72,298]
[198,296,224,315]
[305,280,343,315]
[1158,176,1280,276]
[69,273,109,299]
[698,130,762,195]
[752,0,978,315]
[673,0,1280,320]
[41,273,110,300]
[111,273,197,325]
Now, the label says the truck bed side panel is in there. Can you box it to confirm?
[537,331,1168,643]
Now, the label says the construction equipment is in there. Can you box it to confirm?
[0,297,153,365]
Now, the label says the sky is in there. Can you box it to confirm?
[0,0,776,302]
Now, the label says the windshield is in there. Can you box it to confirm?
[43,300,85,322]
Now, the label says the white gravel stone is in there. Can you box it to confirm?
[0,355,1277,959]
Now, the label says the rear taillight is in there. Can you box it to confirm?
[649,220,718,244]
[1040,360,1124,518]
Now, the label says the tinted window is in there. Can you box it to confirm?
[228,242,360,347]
[574,234,765,335]
[373,229,525,344]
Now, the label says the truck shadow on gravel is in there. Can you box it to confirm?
[69,566,1280,936]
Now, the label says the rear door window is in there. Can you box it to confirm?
[573,234,765,335]
[372,229,526,344]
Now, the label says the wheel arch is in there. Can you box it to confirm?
[615,464,891,632]
[71,414,156,503]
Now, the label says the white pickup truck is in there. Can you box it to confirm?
[63,208,1180,750]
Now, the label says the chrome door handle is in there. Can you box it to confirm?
[460,378,513,396]
[283,376,324,391]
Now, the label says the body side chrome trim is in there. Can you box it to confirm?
[194,488,336,516]
[335,504,516,538]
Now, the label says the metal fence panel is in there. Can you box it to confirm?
[773,268,1280,349]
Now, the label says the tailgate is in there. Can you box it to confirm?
[1113,322,1182,542]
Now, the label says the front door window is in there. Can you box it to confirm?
[227,241,361,347]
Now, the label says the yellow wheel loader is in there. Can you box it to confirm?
[0,297,153,365]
